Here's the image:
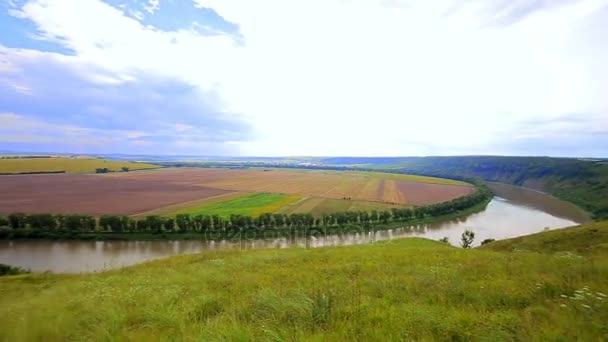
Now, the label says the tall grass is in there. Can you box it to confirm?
[1,223,607,340]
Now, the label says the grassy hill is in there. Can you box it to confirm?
[1,222,607,340]
[0,157,161,174]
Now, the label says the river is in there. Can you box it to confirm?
[0,184,590,273]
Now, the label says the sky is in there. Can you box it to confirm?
[1,0,607,157]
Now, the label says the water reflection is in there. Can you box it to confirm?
[0,185,588,273]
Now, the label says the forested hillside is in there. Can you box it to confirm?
[323,156,608,220]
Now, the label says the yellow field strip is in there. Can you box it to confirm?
[351,171,471,186]
[352,178,380,201]
[278,197,325,215]
[250,195,303,216]
[382,180,406,204]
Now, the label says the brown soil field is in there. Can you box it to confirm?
[0,173,233,215]
[395,181,474,205]
[0,168,475,216]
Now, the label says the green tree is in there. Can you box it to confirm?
[64,215,84,232]
[8,213,26,229]
[164,218,175,232]
[26,214,57,231]
[145,216,164,233]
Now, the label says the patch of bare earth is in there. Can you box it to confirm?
[396,181,474,206]
[0,173,233,215]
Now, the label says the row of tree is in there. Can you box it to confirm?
[0,184,492,234]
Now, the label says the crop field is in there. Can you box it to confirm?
[0,174,233,215]
[0,167,474,216]
[174,193,302,218]
[0,157,160,174]
[277,197,401,216]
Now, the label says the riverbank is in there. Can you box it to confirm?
[1,221,606,340]
[0,196,492,241]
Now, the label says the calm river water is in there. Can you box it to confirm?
[0,183,589,273]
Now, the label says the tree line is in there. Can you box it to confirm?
[0,183,492,235]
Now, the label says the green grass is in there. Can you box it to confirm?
[482,221,608,255]
[0,157,160,174]
[175,192,293,218]
[1,222,607,340]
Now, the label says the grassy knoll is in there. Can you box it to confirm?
[1,222,607,340]
[0,157,160,174]
[481,221,608,254]
[175,193,301,218]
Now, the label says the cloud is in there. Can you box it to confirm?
[0,47,253,154]
[0,1,75,54]
[444,0,582,26]
[1,0,607,157]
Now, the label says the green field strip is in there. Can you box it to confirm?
[174,192,294,218]
[131,191,252,217]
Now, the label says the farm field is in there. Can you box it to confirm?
[0,167,474,216]
[0,157,160,174]
[276,197,401,216]
[0,173,233,215]
[108,168,473,205]
[174,193,302,218]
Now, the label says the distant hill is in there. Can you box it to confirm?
[321,156,608,220]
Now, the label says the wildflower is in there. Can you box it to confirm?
[581,304,591,309]
[596,292,606,297]
[560,294,568,298]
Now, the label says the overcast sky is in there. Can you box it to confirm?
[1,0,607,157]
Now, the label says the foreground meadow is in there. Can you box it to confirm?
[1,222,607,340]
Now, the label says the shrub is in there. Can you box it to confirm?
[0,263,29,276]
[460,230,475,249]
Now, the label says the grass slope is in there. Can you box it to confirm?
[0,157,160,174]
[175,193,299,218]
[482,221,608,255]
[1,222,607,340]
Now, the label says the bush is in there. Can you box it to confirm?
[460,230,475,249]
[0,263,29,276]
[481,238,495,245]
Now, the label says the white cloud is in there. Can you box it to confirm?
[144,0,160,14]
[6,0,608,156]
